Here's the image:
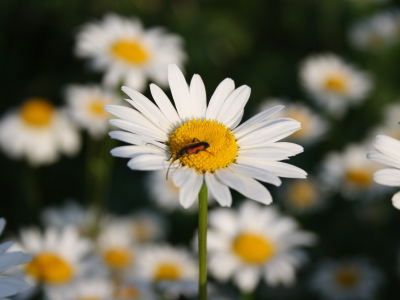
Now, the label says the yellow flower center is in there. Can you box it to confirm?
[284,111,310,138]
[168,119,238,173]
[346,169,374,187]
[112,39,149,65]
[335,266,360,288]
[89,100,109,117]
[25,252,73,284]
[114,285,140,299]
[324,74,348,94]
[20,98,54,127]
[233,233,275,264]
[153,263,181,281]
[103,248,133,269]
[288,180,318,209]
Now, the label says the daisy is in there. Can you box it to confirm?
[113,280,158,300]
[129,210,167,243]
[300,54,373,117]
[0,218,32,299]
[13,225,91,286]
[75,13,186,92]
[145,170,214,212]
[65,84,120,139]
[367,135,400,209]
[258,99,328,145]
[107,63,306,208]
[207,201,316,292]
[134,245,197,298]
[96,218,136,272]
[321,143,383,200]
[310,258,383,300]
[283,177,327,214]
[45,278,113,300]
[0,98,81,166]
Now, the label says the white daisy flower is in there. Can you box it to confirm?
[75,13,186,92]
[258,99,329,145]
[145,170,214,212]
[367,135,400,209]
[113,281,158,300]
[45,278,113,300]
[134,245,197,298]
[65,84,120,139]
[283,177,327,214]
[107,64,306,209]
[207,201,316,292]
[300,54,373,117]
[310,258,383,300]
[96,218,136,271]
[321,143,383,200]
[0,219,32,299]
[13,226,91,286]
[349,12,398,52]
[0,98,81,166]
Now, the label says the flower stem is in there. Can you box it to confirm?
[241,291,254,300]
[198,181,208,300]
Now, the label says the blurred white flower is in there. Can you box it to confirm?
[310,258,383,300]
[129,210,167,243]
[75,13,186,92]
[321,143,384,200]
[0,98,81,166]
[65,84,121,139]
[349,11,398,52]
[108,64,306,209]
[13,226,91,286]
[207,201,316,292]
[45,278,113,300]
[369,102,400,141]
[113,280,158,300]
[0,219,32,299]
[300,54,373,117]
[367,135,400,209]
[134,245,197,298]
[258,99,329,145]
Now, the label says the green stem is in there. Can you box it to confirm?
[241,291,254,300]
[198,181,208,300]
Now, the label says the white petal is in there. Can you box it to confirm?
[0,242,14,255]
[205,172,232,207]
[0,219,5,236]
[226,110,244,130]
[0,252,32,273]
[236,159,307,178]
[216,85,251,125]
[127,154,175,171]
[373,135,400,162]
[171,167,193,187]
[238,147,296,161]
[121,86,171,130]
[190,74,207,119]
[373,168,400,187]
[271,142,304,155]
[229,164,281,186]
[110,146,166,158]
[109,131,167,150]
[367,150,400,169]
[178,171,203,209]
[214,168,247,191]
[233,105,285,138]
[206,78,235,120]
[232,173,272,205]
[209,210,238,236]
[0,277,30,295]
[392,191,400,209]
[234,267,260,292]
[0,282,16,298]
[109,119,168,141]
[168,64,191,121]
[149,84,181,127]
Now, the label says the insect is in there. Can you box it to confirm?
[166,138,213,180]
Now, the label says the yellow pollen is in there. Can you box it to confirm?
[153,263,181,281]
[25,252,73,284]
[114,285,140,299]
[325,74,348,93]
[111,39,149,65]
[284,111,309,138]
[168,119,238,173]
[346,169,374,187]
[233,233,275,264]
[335,266,360,288]
[89,100,108,117]
[288,180,318,208]
[20,98,54,127]
[103,248,133,269]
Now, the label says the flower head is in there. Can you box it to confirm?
[107,64,306,208]
[75,13,186,91]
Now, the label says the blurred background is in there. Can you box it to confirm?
[1,0,400,299]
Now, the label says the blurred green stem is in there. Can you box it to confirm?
[198,181,208,300]
[241,291,254,300]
